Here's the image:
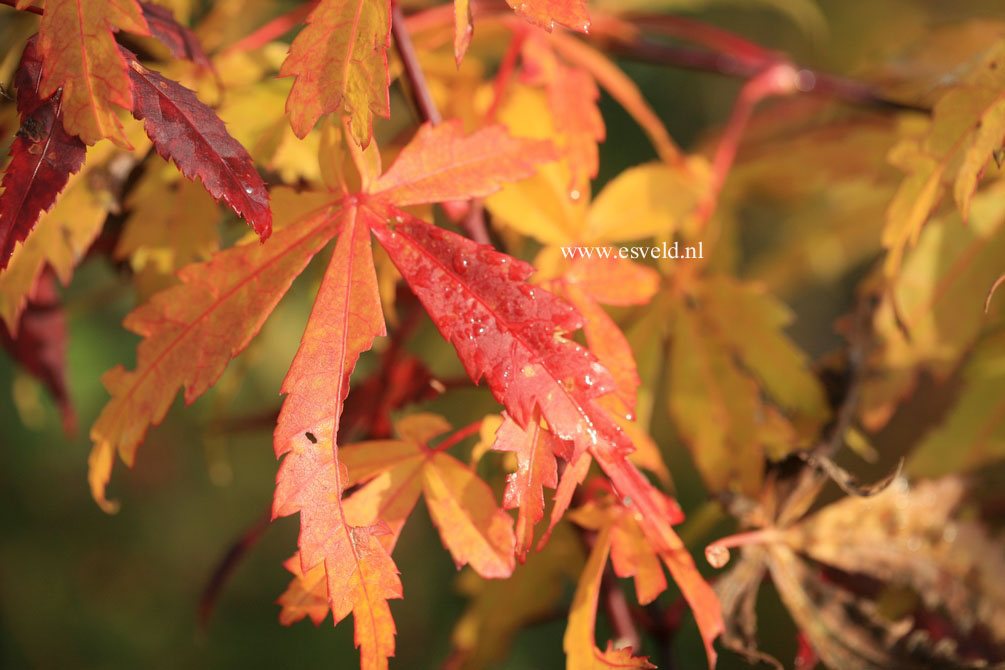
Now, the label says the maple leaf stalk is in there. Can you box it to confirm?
[0,0,41,15]
[430,420,483,453]
[390,1,441,126]
[575,490,647,659]
[483,28,527,123]
[391,2,492,245]
[222,1,317,54]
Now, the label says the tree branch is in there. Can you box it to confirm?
[392,1,492,245]
[391,1,441,126]
[0,0,43,16]
[600,37,928,114]
[198,505,272,632]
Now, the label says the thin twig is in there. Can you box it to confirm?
[223,1,316,55]
[777,291,878,526]
[599,38,929,114]
[484,27,527,123]
[392,1,493,245]
[580,528,644,654]
[697,62,803,225]
[391,1,442,125]
[601,567,643,653]
[198,504,273,633]
[431,420,483,453]
[0,0,43,16]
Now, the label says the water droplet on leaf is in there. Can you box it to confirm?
[705,544,730,568]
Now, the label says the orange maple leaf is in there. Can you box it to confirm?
[507,0,590,33]
[86,120,556,668]
[277,414,517,635]
[88,201,340,512]
[274,422,401,670]
[493,413,561,562]
[36,0,151,147]
[565,500,656,670]
[521,32,605,194]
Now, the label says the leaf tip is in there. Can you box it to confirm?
[87,439,121,514]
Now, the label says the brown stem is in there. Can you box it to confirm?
[392,1,493,245]
[572,484,646,655]
[0,0,43,16]
[198,505,273,632]
[776,290,878,526]
[401,2,928,115]
[598,37,929,114]
[462,199,491,246]
[579,528,644,654]
[601,567,643,653]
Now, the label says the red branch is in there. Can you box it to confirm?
[391,1,442,125]
[484,28,527,124]
[697,62,803,224]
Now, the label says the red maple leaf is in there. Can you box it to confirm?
[139,1,212,69]
[0,38,87,270]
[120,47,272,239]
[0,270,74,434]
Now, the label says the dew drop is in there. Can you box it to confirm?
[244,186,254,194]
[705,544,730,569]
[569,189,581,201]
[453,257,470,275]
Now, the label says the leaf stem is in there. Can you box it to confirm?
[198,504,272,632]
[431,419,483,453]
[391,0,441,126]
[696,62,802,225]
[392,1,493,245]
[704,528,783,568]
[0,0,42,16]
[602,36,928,114]
[223,1,317,54]
[484,27,527,124]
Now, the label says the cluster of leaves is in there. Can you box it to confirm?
[2,1,1005,669]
